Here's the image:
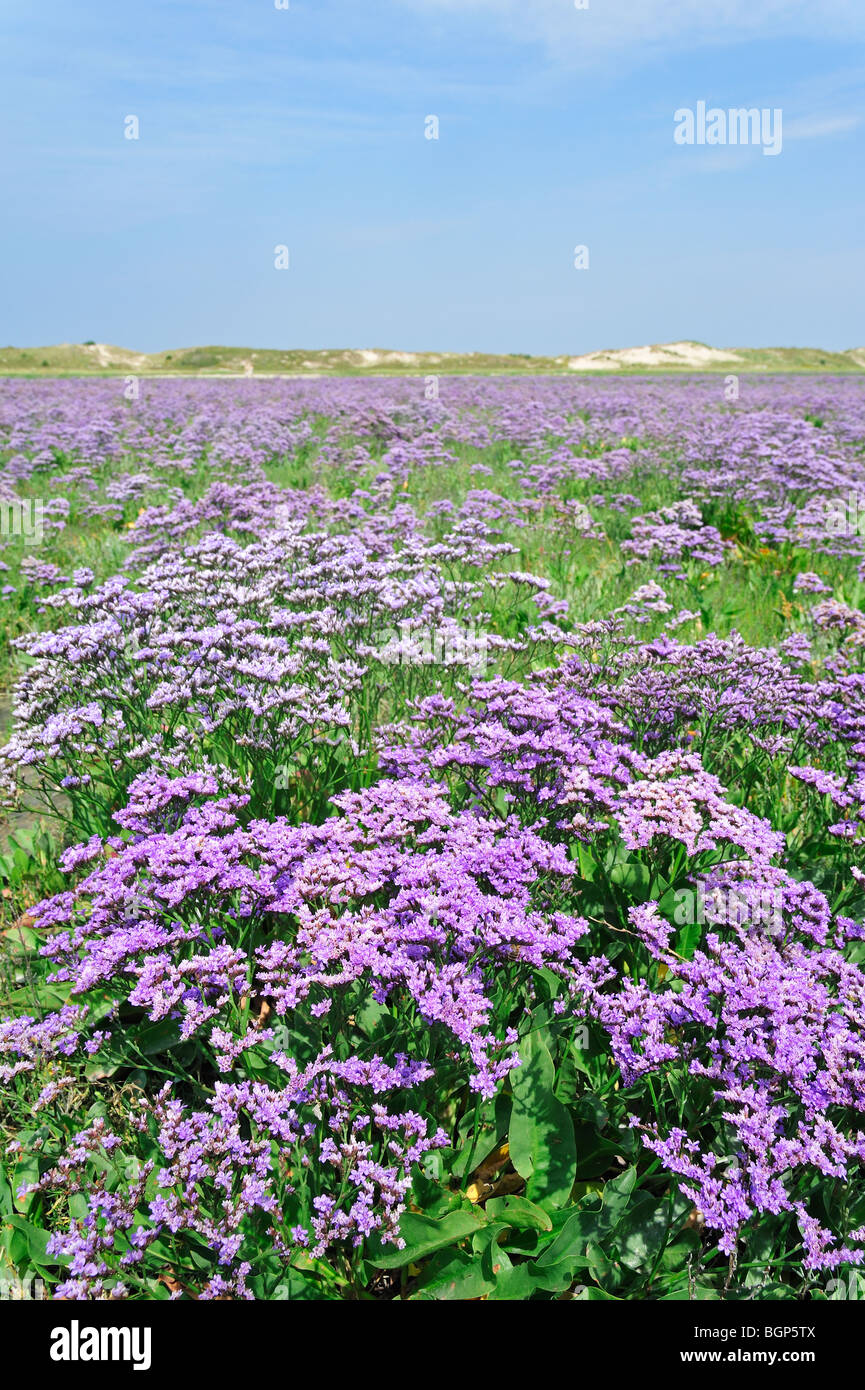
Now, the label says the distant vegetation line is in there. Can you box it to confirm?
[2,340,865,376]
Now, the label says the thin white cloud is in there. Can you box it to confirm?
[398,0,865,66]
[784,114,862,139]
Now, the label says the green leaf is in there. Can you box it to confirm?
[615,1192,672,1271]
[411,1172,464,1220]
[658,1230,701,1274]
[659,1282,720,1301]
[2,1222,28,1268]
[3,1215,62,1267]
[412,1247,495,1300]
[586,1239,618,1286]
[574,1094,608,1129]
[484,1196,553,1233]
[354,993,389,1037]
[572,1123,620,1180]
[68,1193,90,1223]
[272,1270,340,1301]
[11,1155,39,1213]
[509,1033,576,1209]
[675,918,703,959]
[138,1018,183,1055]
[576,844,598,880]
[535,1207,603,1269]
[478,1228,514,1287]
[608,856,652,897]
[601,1165,637,1227]
[553,1049,580,1104]
[486,1259,538,1301]
[367,1209,483,1269]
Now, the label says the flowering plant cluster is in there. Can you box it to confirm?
[2,375,865,1301]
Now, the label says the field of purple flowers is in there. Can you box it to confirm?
[2,373,865,1301]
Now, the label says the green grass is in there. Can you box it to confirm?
[2,341,864,376]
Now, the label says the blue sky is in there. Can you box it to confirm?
[2,0,864,353]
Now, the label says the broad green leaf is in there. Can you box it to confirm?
[572,1123,620,1180]
[484,1195,553,1233]
[486,1259,537,1300]
[138,1018,183,1055]
[413,1247,495,1300]
[586,1239,617,1286]
[368,1208,483,1269]
[535,1207,603,1269]
[272,1270,341,1301]
[601,1165,637,1227]
[411,1172,464,1220]
[616,1192,673,1271]
[509,1033,576,1208]
[3,1214,61,1266]
[11,1155,39,1214]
